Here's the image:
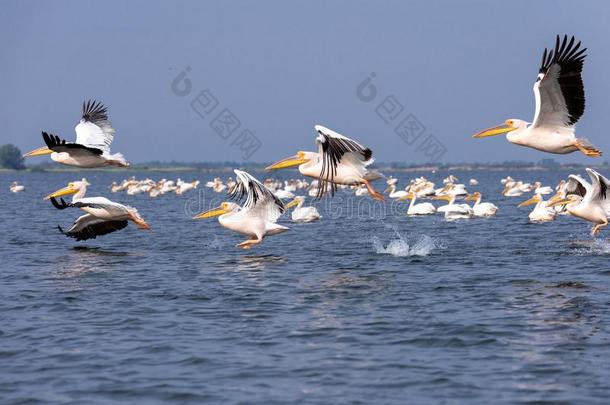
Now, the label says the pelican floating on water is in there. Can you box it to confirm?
[193,170,288,249]
[465,192,498,217]
[24,100,129,167]
[548,168,610,235]
[473,35,601,157]
[399,192,436,215]
[265,125,384,200]
[45,179,150,241]
[433,195,473,220]
[285,196,321,223]
[518,193,556,222]
[10,182,25,193]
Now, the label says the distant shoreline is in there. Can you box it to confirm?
[2,161,609,173]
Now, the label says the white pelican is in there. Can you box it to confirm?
[45,179,150,240]
[518,193,556,222]
[465,192,498,217]
[548,168,610,235]
[193,170,288,249]
[10,181,25,193]
[285,196,321,222]
[398,192,436,215]
[265,125,384,200]
[385,184,408,199]
[176,179,200,195]
[24,100,130,167]
[469,179,479,186]
[473,35,601,157]
[533,182,553,195]
[433,195,473,219]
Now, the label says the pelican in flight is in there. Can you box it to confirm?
[45,179,150,241]
[193,170,288,249]
[548,168,610,235]
[285,196,321,223]
[24,100,129,167]
[265,125,384,200]
[473,35,601,157]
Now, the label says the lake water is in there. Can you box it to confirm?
[1,169,610,404]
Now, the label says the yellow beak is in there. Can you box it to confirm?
[464,194,476,202]
[193,206,228,219]
[473,123,513,138]
[44,185,78,200]
[24,146,53,157]
[265,154,309,171]
[432,195,452,201]
[285,199,299,209]
[397,194,414,201]
[518,196,539,207]
[547,197,572,208]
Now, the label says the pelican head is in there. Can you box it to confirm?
[44,178,90,200]
[465,192,482,202]
[518,194,541,207]
[265,151,315,171]
[192,202,240,219]
[398,191,416,201]
[473,119,525,138]
[547,194,581,208]
[285,196,305,209]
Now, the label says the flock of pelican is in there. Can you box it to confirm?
[12,35,610,246]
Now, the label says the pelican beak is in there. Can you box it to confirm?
[464,194,476,202]
[265,152,309,171]
[518,196,539,207]
[24,146,53,157]
[384,186,391,193]
[193,205,228,219]
[473,122,513,138]
[548,197,572,208]
[44,184,78,200]
[398,194,414,201]
[285,199,299,209]
[432,195,451,201]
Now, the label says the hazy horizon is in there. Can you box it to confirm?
[3,0,609,164]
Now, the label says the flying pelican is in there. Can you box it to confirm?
[285,196,321,222]
[548,168,610,235]
[24,100,129,167]
[465,192,498,217]
[473,35,601,157]
[193,170,288,249]
[398,191,436,215]
[265,125,384,200]
[45,179,150,241]
[518,193,556,222]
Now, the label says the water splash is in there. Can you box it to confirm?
[371,230,440,257]
[571,239,610,256]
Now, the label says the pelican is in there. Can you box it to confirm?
[398,192,436,215]
[433,195,473,219]
[285,196,321,222]
[385,183,408,199]
[518,193,556,222]
[265,125,384,200]
[24,100,129,167]
[473,35,601,157]
[45,179,150,240]
[533,182,553,195]
[193,170,288,249]
[548,168,610,235]
[9,182,25,193]
[465,192,498,217]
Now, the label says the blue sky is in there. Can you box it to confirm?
[2,0,609,163]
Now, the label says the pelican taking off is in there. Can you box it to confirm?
[473,35,601,157]
[45,179,150,241]
[548,168,610,235]
[193,170,288,249]
[265,125,384,201]
[24,100,129,167]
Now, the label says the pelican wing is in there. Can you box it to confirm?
[42,131,103,155]
[314,125,373,199]
[75,100,116,153]
[58,214,128,241]
[586,168,610,208]
[228,169,285,222]
[532,35,587,129]
[566,174,591,198]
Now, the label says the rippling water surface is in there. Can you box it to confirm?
[1,169,610,404]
